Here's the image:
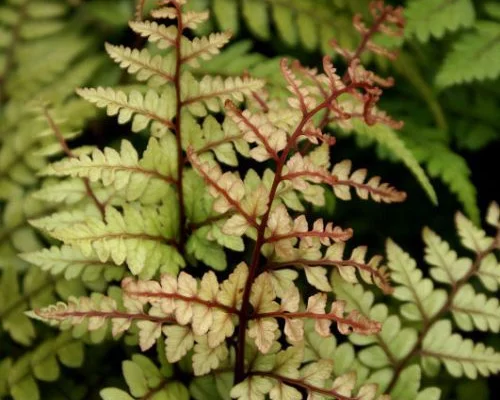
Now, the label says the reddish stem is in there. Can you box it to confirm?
[173,3,187,250]
[234,7,399,384]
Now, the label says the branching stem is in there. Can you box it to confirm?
[234,7,396,384]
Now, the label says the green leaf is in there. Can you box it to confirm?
[213,0,239,33]
[358,345,390,368]
[100,388,135,400]
[123,360,149,397]
[415,387,441,400]
[386,239,446,321]
[390,365,421,400]
[405,0,475,42]
[455,211,494,253]
[190,376,225,400]
[423,227,471,285]
[242,1,270,40]
[186,227,227,271]
[423,320,500,378]
[451,284,500,332]
[77,87,176,134]
[11,376,39,400]
[477,254,500,292]
[230,376,274,400]
[38,204,184,279]
[404,135,479,222]
[437,22,500,87]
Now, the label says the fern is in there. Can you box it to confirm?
[401,126,480,223]
[0,331,84,400]
[405,0,476,42]
[207,0,365,54]
[333,202,500,399]
[1,0,496,399]
[0,4,117,391]
[436,21,500,87]
[24,2,413,399]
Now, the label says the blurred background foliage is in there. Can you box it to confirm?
[0,0,498,399]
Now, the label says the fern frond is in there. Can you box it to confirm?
[422,320,500,378]
[128,20,177,50]
[451,284,500,332]
[0,331,84,400]
[181,32,231,66]
[210,0,358,54]
[404,135,479,223]
[41,138,178,204]
[33,204,184,278]
[423,227,471,285]
[76,87,176,133]
[476,254,500,292]
[32,179,107,205]
[184,113,249,166]
[386,239,447,322]
[405,0,475,42]
[20,245,125,283]
[181,72,264,116]
[105,43,175,87]
[436,22,500,87]
[455,211,494,253]
[29,293,175,346]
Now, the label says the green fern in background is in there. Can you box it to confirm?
[333,202,500,399]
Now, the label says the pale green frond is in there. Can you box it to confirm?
[186,227,227,271]
[128,20,177,50]
[436,22,500,87]
[451,284,500,332]
[181,32,231,67]
[76,87,176,134]
[476,254,500,292]
[350,121,437,204]
[43,204,184,278]
[105,43,175,87]
[386,239,447,322]
[455,211,494,253]
[405,0,475,42]
[41,137,177,204]
[423,227,471,285]
[32,179,104,205]
[422,320,500,378]
[4,34,95,101]
[184,113,249,166]
[230,376,273,400]
[486,202,500,228]
[181,72,264,116]
[29,206,102,233]
[20,245,125,283]
[390,365,441,400]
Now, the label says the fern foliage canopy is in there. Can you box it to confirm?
[0,0,498,400]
